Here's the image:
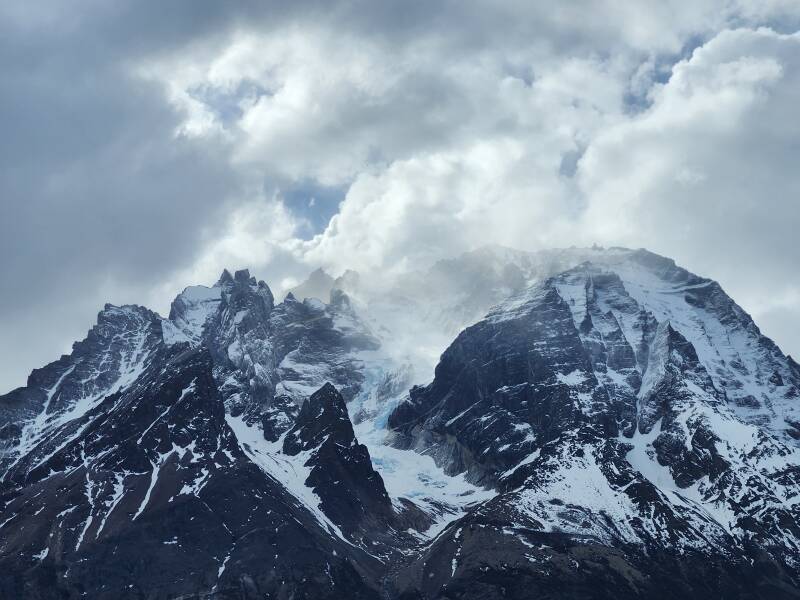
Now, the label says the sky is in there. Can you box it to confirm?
[1,1,800,393]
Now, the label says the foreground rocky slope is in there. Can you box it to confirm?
[1,247,799,599]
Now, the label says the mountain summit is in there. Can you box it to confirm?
[1,247,799,599]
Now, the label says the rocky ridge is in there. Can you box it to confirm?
[0,247,798,599]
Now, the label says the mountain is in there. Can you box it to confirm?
[287,267,337,304]
[1,247,799,599]
[388,257,800,598]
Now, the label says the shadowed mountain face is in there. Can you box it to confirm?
[1,247,799,599]
[0,345,385,599]
[282,383,394,534]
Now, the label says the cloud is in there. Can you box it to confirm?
[149,193,305,303]
[577,28,800,356]
[0,1,246,389]
[1,1,800,392]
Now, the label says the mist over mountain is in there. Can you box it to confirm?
[1,246,799,599]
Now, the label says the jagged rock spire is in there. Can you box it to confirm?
[283,383,392,532]
[216,268,234,286]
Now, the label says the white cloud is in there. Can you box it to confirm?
[3,1,800,391]
[298,138,573,275]
[137,7,800,362]
[577,28,800,355]
[145,193,306,311]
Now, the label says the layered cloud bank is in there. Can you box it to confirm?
[1,1,799,391]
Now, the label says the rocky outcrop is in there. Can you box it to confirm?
[283,383,393,534]
[166,268,380,439]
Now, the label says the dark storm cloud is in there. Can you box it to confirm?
[0,2,248,388]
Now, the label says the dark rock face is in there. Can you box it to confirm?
[1,304,163,474]
[391,520,800,600]
[282,383,393,534]
[389,283,624,486]
[2,248,800,600]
